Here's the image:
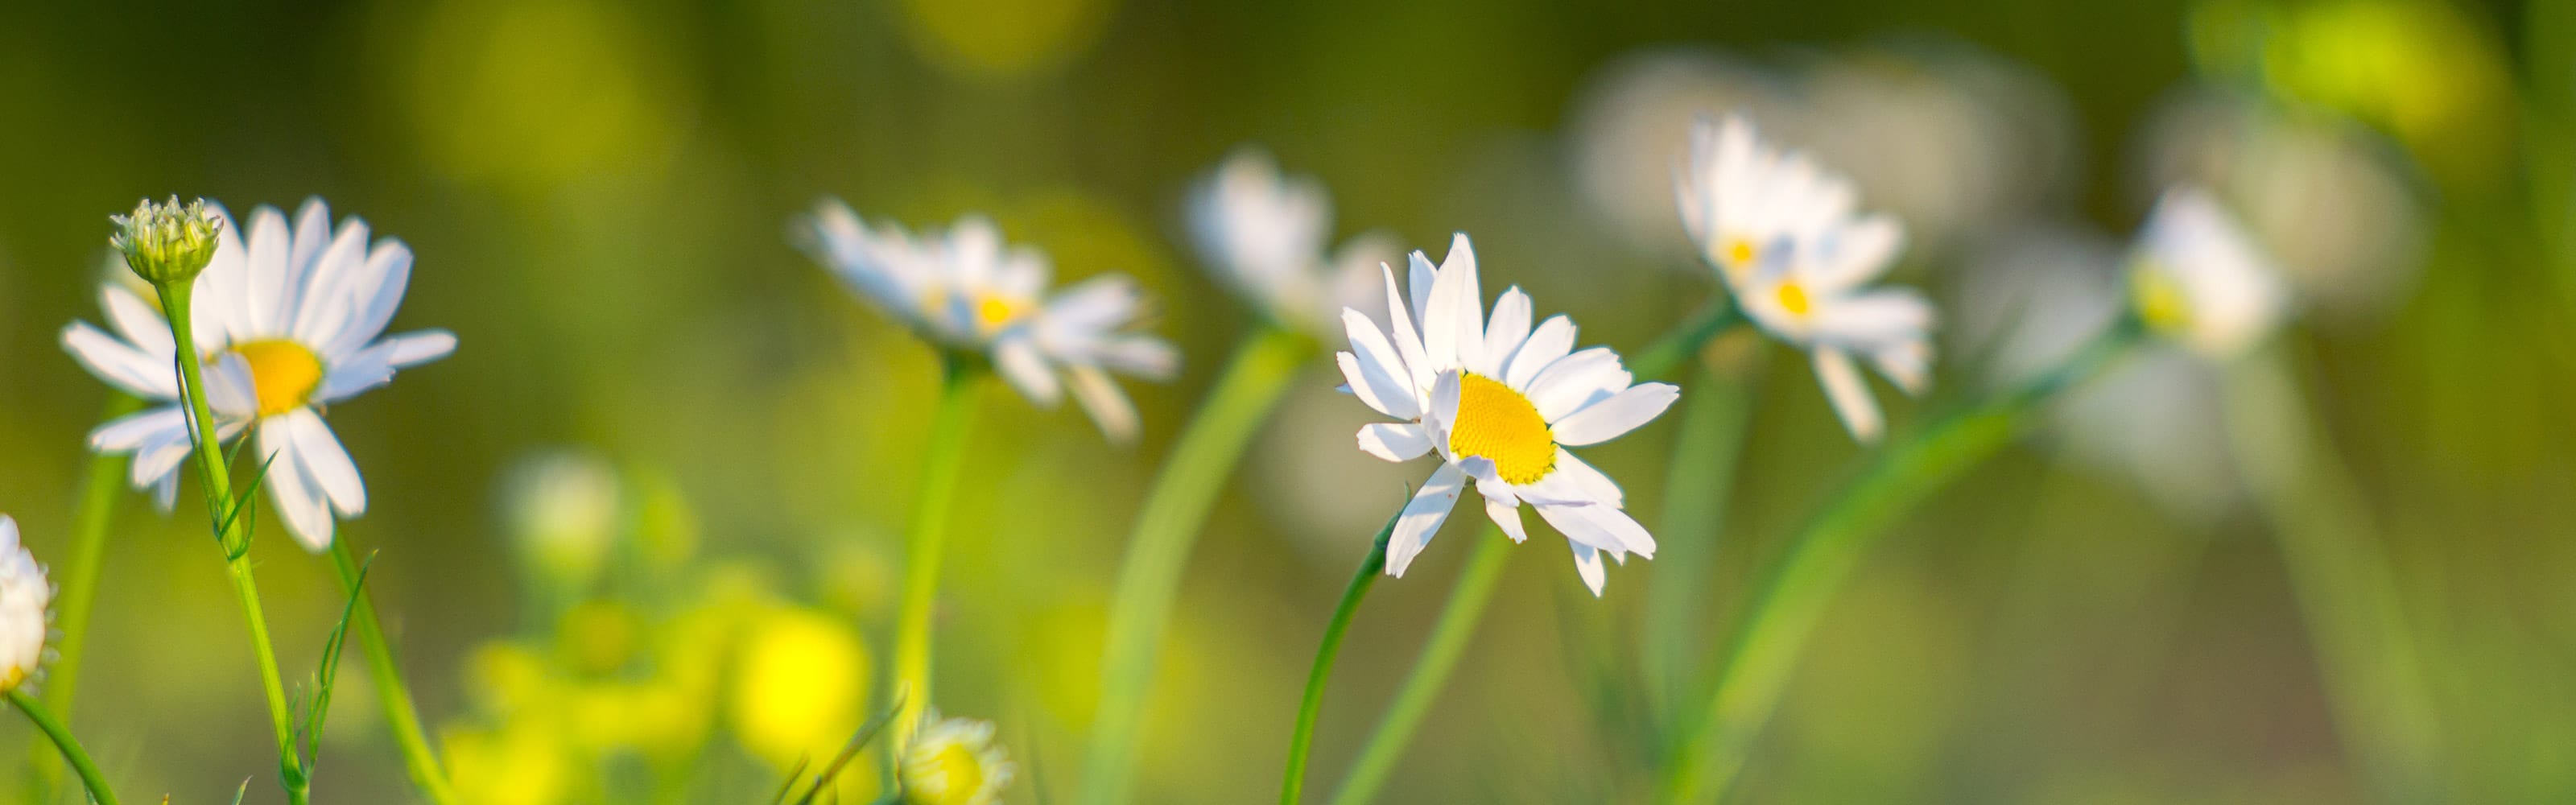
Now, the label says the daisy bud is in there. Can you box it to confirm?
[899,711,1016,805]
[0,517,51,693]
[108,196,224,287]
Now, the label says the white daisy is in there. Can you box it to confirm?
[795,202,1179,441]
[2128,186,2289,360]
[1336,233,1678,596]
[0,517,48,692]
[1186,147,1398,337]
[1678,115,1934,443]
[899,709,1015,805]
[64,198,457,551]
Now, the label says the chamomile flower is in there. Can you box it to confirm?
[2127,186,2289,360]
[1187,147,1399,337]
[1336,233,1678,596]
[65,198,457,551]
[1678,115,1934,442]
[0,517,48,693]
[899,710,1015,805]
[795,202,1178,441]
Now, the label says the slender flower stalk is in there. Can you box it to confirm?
[1080,324,1312,805]
[1317,300,1739,805]
[29,392,142,795]
[155,278,311,805]
[1656,317,2143,804]
[330,537,460,804]
[1325,525,1509,805]
[10,691,118,805]
[891,356,987,748]
[1279,510,1399,805]
[1641,360,1760,718]
[2224,345,2443,802]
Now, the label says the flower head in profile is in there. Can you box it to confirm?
[1678,115,1934,442]
[1187,147,1397,336]
[109,196,224,286]
[64,198,458,550]
[1337,234,1678,596]
[899,710,1015,805]
[2128,186,2288,361]
[0,517,50,693]
[795,203,1178,441]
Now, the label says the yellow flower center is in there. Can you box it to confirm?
[1724,237,1757,268]
[973,294,1022,332]
[2130,264,2192,334]
[222,339,324,417]
[1447,374,1555,485]
[1774,280,1813,318]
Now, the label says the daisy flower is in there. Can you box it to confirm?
[65,198,457,551]
[795,202,1178,441]
[899,710,1016,805]
[1336,233,1678,596]
[1186,147,1397,337]
[2127,186,2288,360]
[1678,115,1934,442]
[0,517,47,692]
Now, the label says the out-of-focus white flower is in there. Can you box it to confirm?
[66,198,458,550]
[1954,222,2248,517]
[2138,88,2424,321]
[1335,233,1677,596]
[1566,48,1793,254]
[795,204,1179,441]
[1678,116,1934,443]
[1187,147,1399,338]
[501,448,622,590]
[2128,187,2288,360]
[900,709,1015,805]
[0,517,47,693]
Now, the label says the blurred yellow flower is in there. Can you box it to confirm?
[729,607,871,767]
[445,720,577,805]
[897,0,1114,80]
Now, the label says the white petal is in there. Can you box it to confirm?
[1338,310,1419,419]
[1504,315,1575,390]
[1406,251,1436,329]
[1427,371,1463,438]
[289,198,332,283]
[1525,348,1629,423]
[1551,382,1679,446]
[1539,448,1624,508]
[291,217,374,343]
[1809,290,1934,349]
[1420,251,1466,373]
[245,207,292,334]
[1482,287,1532,378]
[1557,502,1656,559]
[202,353,261,419]
[1385,463,1466,579]
[130,428,196,490]
[89,407,188,452]
[152,473,180,512]
[376,329,457,368]
[1381,265,1434,395]
[1484,495,1528,543]
[993,337,1061,407]
[101,285,174,359]
[279,409,366,516]
[257,426,336,552]
[1064,363,1141,443]
[1443,234,1486,376]
[1813,347,1884,444]
[63,323,177,398]
[1567,541,1608,597]
[321,241,415,357]
[1356,423,1433,463]
[317,348,394,405]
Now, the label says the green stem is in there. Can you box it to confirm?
[2225,346,2444,803]
[10,689,118,805]
[153,281,309,805]
[1279,511,1399,805]
[1079,324,1313,805]
[1325,526,1509,805]
[1641,361,1758,721]
[31,393,145,796]
[1312,298,1744,805]
[889,355,986,748]
[331,538,460,805]
[1657,318,2142,804]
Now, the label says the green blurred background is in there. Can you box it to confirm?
[0,0,2570,801]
